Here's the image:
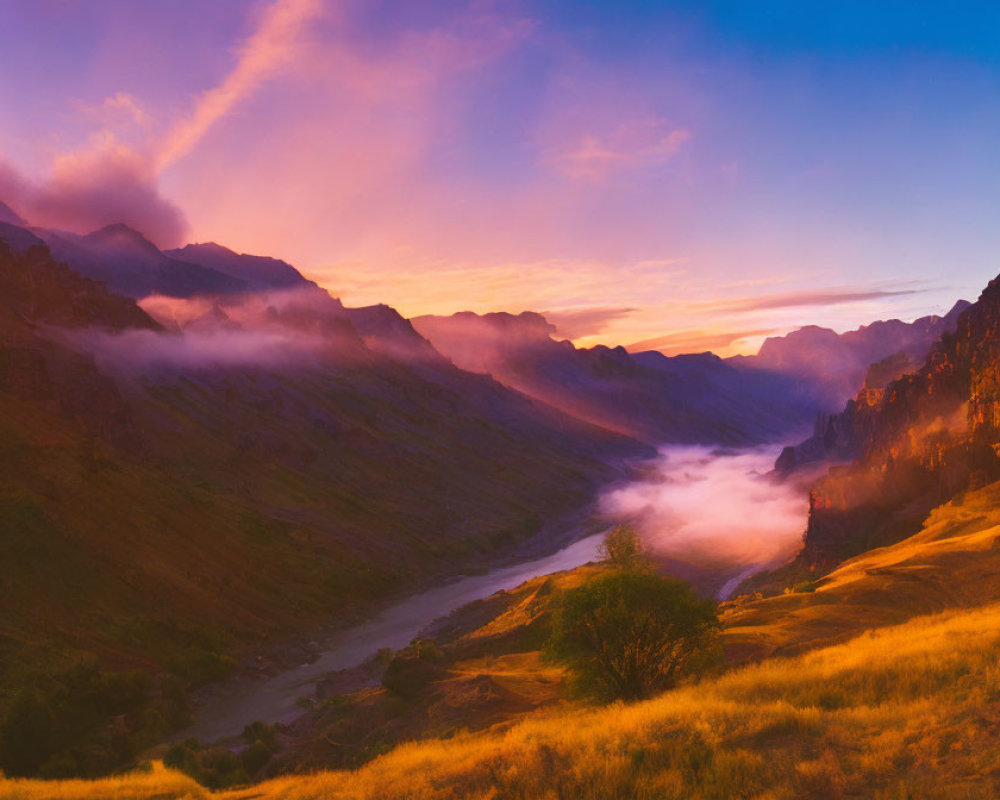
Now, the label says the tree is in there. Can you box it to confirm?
[547,571,718,702]
[598,524,648,571]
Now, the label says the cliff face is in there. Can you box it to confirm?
[736,301,970,412]
[797,279,1000,569]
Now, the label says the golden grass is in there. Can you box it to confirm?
[451,652,564,705]
[14,486,1000,799]
[9,601,1000,799]
[0,761,207,800]
[723,480,1000,662]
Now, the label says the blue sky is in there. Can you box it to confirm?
[0,0,998,353]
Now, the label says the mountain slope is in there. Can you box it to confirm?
[732,301,969,410]
[165,243,316,292]
[0,238,649,777]
[724,478,1000,661]
[35,224,247,298]
[0,200,26,226]
[742,276,1000,588]
[413,311,814,445]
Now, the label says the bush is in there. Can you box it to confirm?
[381,640,449,700]
[0,658,190,779]
[598,525,649,571]
[547,571,718,702]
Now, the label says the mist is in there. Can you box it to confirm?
[601,446,809,595]
[67,286,364,372]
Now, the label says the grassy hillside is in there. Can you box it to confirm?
[6,598,1000,799]
[0,241,647,777]
[724,479,1000,663]
[233,485,1000,781]
[12,482,1000,797]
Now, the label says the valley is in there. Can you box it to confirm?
[1,207,993,796]
[4,6,1000,796]
[2,212,1000,796]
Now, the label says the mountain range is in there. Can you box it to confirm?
[0,202,984,782]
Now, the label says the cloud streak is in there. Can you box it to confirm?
[543,306,637,339]
[156,0,324,170]
[546,123,691,183]
[627,327,780,355]
[695,288,923,314]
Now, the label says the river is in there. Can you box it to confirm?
[183,444,808,742]
[182,531,607,742]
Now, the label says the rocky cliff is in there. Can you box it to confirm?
[734,302,970,411]
[791,279,1000,570]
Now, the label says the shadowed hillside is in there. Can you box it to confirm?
[0,235,650,777]
[413,311,814,445]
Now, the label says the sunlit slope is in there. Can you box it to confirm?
[283,489,1000,774]
[724,479,1000,662]
[283,566,600,771]
[8,600,1000,799]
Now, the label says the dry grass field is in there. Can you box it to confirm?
[9,484,1000,799]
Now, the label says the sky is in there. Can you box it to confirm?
[1,0,999,355]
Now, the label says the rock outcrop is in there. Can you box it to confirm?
[792,279,1000,570]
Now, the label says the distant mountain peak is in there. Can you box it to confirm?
[85,223,165,258]
[166,242,311,291]
[185,241,233,254]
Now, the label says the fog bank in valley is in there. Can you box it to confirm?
[601,446,809,592]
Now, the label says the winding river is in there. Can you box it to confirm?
[183,531,607,742]
[182,444,809,743]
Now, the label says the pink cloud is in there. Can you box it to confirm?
[156,0,324,170]
[0,143,188,246]
[546,123,691,183]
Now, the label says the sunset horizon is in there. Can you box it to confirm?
[3,1,997,356]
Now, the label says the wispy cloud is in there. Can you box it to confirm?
[626,327,780,355]
[542,306,637,339]
[156,0,323,170]
[545,120,691,183]
[693,287,923,314]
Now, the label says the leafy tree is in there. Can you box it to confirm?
[547,571,718,702]
[598,524,649,571]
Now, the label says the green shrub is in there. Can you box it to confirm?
[598,524,650,571]
[547,571,718,701]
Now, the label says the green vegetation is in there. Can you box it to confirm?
[597,523,649,570]
[162,723,282,789]
[547,570,719,701]
[0,656,187,779]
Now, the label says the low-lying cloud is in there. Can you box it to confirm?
[543,306,637,340]
[69,286,362,371]
[73,328,334,371]
[601,446,808,588]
